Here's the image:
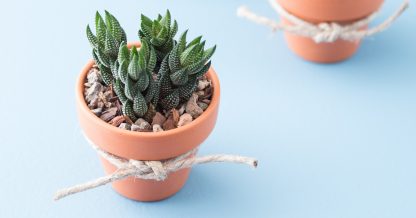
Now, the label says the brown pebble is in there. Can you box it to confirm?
[186,93,204,118]
[162,116,176,131]
[197,80,211,91]
[152,112,167,126]
[100,107,118,122]
[91,108,103,116]
[172,109,180,125]
[178,113,193,127]
[109,115,126,127]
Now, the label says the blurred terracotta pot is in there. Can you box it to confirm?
[277,0,384,63]
[76,42,221,201]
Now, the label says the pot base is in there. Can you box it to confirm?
[284,32,361,63]
[100,157,191,202]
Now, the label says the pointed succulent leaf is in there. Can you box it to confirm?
[86,25,98,48]
[92,49,100,65]
[178,77,197,102]
[160,10,171,27]
[118,60,129,84]
[96,45,111,67]
[98,63,113,86]
[110,61,119,79]
[133,92,148,117]
[139,40,150,60]
[156,26,168,42]
[124,77,137,101]
[178,30,188,53]
[96,13,107,43]
[122,100,137,121]
[145,79,158,103]
[150,37,165,47]
[130,46,138,60]
[160,89,180,110]
[180,44,200,67]
[194,61,211,78]
[170,69,188,86]
[136,73,149,92]
[186,36,202,49]
[202,45,217,62]
[104,29,118,57]
[114,79,128,103]
[137,52,147,75]
[147,47,157,73]
[168,44,181,72]
[152,21,162,37]
[117,42,129,64]
[128,53,140,80]
[104,11,114,34]
[169,20,178,39]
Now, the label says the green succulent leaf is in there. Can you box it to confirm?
[128,53,140,80]
[168,44,181,72]
[114,79,128,103]
[178,76,197,102]
[96,46,111,67]
[86,25,98,48]
[124,77,137,101]
[177,30,188,53]
[118,60,129,84]
[136,73,150,92]
[160,10,171,27]
[160,89,179,110]
[96,12,107,43]
[117,42,129,64]
[104,29,118,57]
[133,92,148,117]
[170,69,188,86]
[98,63,113,86]
[147,47,157,73]
[122,100,137,121]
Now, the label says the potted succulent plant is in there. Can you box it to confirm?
[276,0,384,63]
[78,10,218,201]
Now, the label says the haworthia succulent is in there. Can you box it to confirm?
[86,10,216,122]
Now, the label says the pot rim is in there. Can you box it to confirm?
[76,41,220,138]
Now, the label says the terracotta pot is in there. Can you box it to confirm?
[76,42,221,201]
[277,0,383,63]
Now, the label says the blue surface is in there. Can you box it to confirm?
[1,0,415,217]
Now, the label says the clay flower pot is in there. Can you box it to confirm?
[277,0,384,63]
[76,42,220,201]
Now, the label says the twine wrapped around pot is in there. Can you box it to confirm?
[54,135,258,201]
[237,0,409,43]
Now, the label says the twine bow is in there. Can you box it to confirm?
[54,135,258,201]
[237,0,409,43]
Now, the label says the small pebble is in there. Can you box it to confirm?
[197,80,211,91]
[178,104,186,115]
[178,113,193,127]
[197,102,208,111]
[152,112,167,126]
[153,124,164,132]
[186,93,204,118]
[134,118,151,130]
[100,107,118,122]
[91,108,103,116]
[119,123,131,130]
[162,117,176,130]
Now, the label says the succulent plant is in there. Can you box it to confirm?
[157,31,216,110]
[113,40,158,121]
[139,10,178,66]
[86,11,127,85]
[86,10,216,122]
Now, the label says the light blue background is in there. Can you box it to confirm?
[1,0,415,217]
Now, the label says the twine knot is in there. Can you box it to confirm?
[54,134,257,201]
[315,22,343,43]
[237,0,409,43]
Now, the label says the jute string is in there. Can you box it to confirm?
[54,135,258,201]
[237,0,409,43]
